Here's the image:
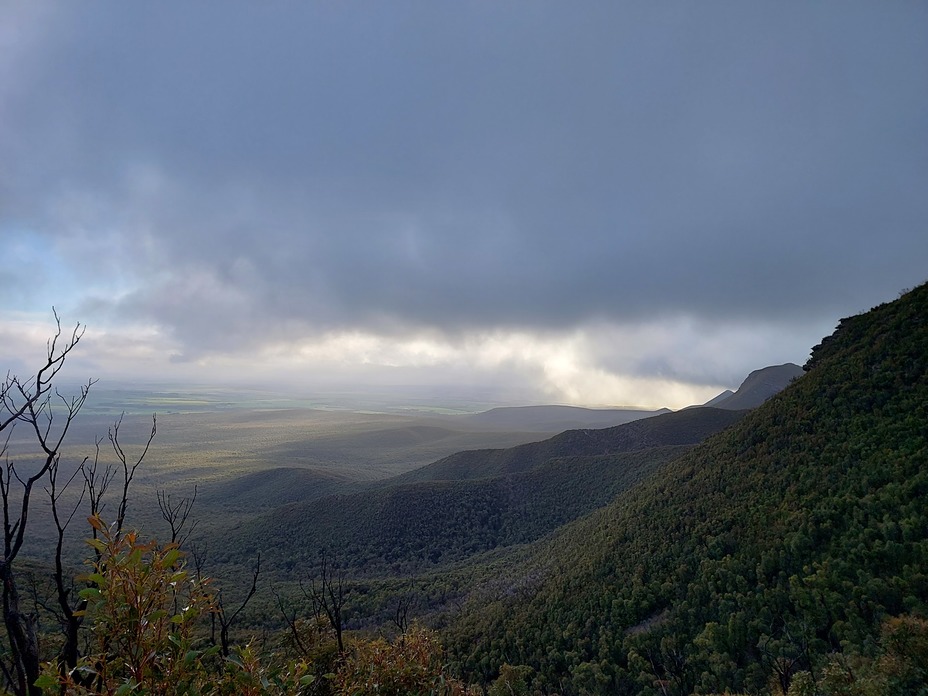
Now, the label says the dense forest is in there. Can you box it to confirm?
[1,283,926,695]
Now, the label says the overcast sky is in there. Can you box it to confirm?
[1,2,926,409]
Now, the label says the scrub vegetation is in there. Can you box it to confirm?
[2,282,927,694]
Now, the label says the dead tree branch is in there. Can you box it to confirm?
[157,486,198,546]
[303,550,346,654]
[215,554,261,657]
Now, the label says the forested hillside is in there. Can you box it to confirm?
[444,285,928,694]
[209,409,745,576]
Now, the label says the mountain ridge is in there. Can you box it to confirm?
[460,405,670,433]
[710,361,804,409]
[396,407,745,484]
[693,362,804,410]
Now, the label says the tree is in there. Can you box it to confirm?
[213,553,261,657]
[335,625,477,696]
[305,550,346,655]
[41,522,472,696]
[46,415,156,684]
[38,516,218,695]
[0,313,155,695]
[0,312,90,696]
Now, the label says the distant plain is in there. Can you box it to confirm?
[15,384,556,561]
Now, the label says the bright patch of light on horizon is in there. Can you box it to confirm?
[0,312,814,410]
[256,328,727,409]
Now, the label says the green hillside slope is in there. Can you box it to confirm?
[206,410,744,579]
[211,446,690,577]
[445,285,928,694]
[196,466,357,511]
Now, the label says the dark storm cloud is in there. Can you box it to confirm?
[2,2,927,358]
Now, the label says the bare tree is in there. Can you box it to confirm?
[110,413,156,537]
[189,541,262,659]
[157,485,198,546]
[45,415,157,681]
[274,586,311,657]
[390,589,415,636]
[215,554,261,657]
[0,312,161,695]
[303,549,346,654]
[45,452,87,675]
[0,312,89,696]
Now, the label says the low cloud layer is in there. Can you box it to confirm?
[2,3,926,407]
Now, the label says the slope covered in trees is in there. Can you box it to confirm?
[205,409,745,577]
[212,447,682,577]
[444,284,928,694]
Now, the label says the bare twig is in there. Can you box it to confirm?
[216,555,261,657]
[110,413,156,537]
[303,550,346,654]
[274,587,309,656]
[157,486,198,546]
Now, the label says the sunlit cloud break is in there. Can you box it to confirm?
[2,307,825,411]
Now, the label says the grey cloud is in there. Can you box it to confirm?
[2,2,927,360]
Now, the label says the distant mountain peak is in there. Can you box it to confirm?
[700,362,804,410]
[702,389,735,407]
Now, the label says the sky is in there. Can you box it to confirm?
[1,2,926,410]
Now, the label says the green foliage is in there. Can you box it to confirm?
[335,626,477,695]
[44,515,219,694]
[818,614,928,695]
[219,447,689,578]
[211,644,318,696]
[38,519,471,695]
[487,664,534,696]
